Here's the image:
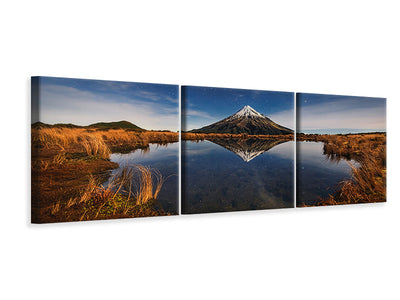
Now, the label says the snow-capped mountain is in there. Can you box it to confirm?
[191,105,293,135]
[227,105,265,119]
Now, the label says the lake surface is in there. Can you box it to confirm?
[182,139,294,214]
[296,141,356,206]
[109,143,179,214]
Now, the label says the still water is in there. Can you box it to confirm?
[296,141,355,206]
[109,143,179,214]
[182,139,294,214]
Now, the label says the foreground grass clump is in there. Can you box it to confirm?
[35,164,170,223]
[77,165,167,221]
[299,133,386,206]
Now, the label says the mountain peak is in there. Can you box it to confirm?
[230,105,264,119]
[191,105,293,135]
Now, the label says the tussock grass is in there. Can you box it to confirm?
[81,135,110,159]
[50,201,61,215]
[53,152,67,165]
[318,151,386,205]
[301,133,387,205]
[77,165,166,220]
[133,165,165,205]
[33,128,79,150]
[32,127,178,155]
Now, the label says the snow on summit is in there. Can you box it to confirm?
[229,105,265,119]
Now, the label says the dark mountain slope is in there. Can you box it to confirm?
[191,105,293,135]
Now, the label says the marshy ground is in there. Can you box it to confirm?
[31,127,179,223]
[32,129,386,222]
[297,132,386,206]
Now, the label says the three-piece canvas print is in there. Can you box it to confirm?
[31,76,387,223]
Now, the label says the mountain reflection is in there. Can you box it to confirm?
[208,138,288,162]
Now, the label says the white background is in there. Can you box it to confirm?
[1,1,399,299]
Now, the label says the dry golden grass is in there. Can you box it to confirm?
[319,151,386,205]
[31,127,177,223]
[134,165,165,205]
[52,152,67,165]
[299,133,386,205]
[50,201,60,215]
[77,165,166,220]
[32,128,79,150]
[32,127,178,156]
[81,135,110,158]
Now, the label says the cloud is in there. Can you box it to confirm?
[183,109,214,119]
[135,90,178,103]
[298,100,386,129]
[182,109,219,131]
[268,109,294,130]
[39,84,178,131]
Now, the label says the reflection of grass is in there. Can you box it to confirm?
[299,133,386,206]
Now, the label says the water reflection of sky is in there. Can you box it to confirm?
[183,140,216,156]
[111,142,179,166]
[297,142,355,171]
[267,141,294,160]
[182,140,294,214]
[297,141,355,206]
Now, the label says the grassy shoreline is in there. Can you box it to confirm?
[298,132,386,206]
[31,127,179,223]
[182,132,294,141]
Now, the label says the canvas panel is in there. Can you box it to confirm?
[296,93,386,207]
[181,85,295,214]
[31,77,179,223]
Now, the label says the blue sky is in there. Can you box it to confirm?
[34,77,179,131]
[297,93,386,133]
[182,86,294,131]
